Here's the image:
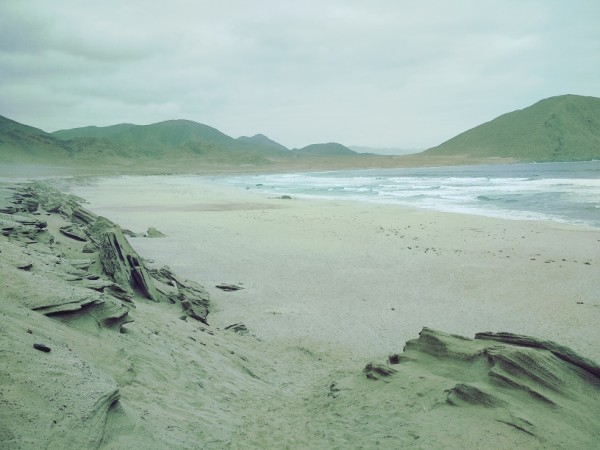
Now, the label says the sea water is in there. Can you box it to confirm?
[214,161,600,228]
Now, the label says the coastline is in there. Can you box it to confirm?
[2,176,599,448]
[70,176,600,360]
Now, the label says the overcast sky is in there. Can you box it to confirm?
[1,1,599,149]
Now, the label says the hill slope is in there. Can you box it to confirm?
[0,115,72,163]
[423,95,600,162]
[52,120,289,160]
[293,142,357,156]
[237,134,289,153]
[0,117,295,166]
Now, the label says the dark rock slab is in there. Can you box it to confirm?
[90,217,166,303]
[475,331,600,378]
[59,225,88,241]
[363,362,397,381]
[216,283,244,292]
[155,266,210,324]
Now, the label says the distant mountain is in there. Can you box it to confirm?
[237,134,289,153]
[51,123,138,140]
[293,142,357,156]
[350,146,422,156]
[52,120,289,160]
[423,95,600,162]
[0,115,72,163]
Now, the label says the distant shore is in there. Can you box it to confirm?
[0,154,518,179]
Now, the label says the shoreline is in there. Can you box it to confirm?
[70,176,600,361]
[2,177,600,448]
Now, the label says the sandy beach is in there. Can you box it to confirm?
[2,175,599,449]
[71,176,600,361]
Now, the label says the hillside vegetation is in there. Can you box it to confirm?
[2,94,599,169]
[292,142,357,156]
[0,116,359,168]
[423,95,600,162]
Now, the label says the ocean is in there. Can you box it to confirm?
[214,161,600,228]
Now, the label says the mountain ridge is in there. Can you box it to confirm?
[2,94,600,166]
[292,142,357,156]
[423,94,600,162]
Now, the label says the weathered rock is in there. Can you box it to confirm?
[121,229,141,238]
[155,266,210,323]
[70,205,97,225]
[59,225,88,241]
[3,182,209,329]
[82,242,97,253]
[106,283,134,303]
[224,323,249,335]
[91,218,166,303]
[363,362,397,381]
[216,283,244,292]
[378,327,600,447]
[475,331,600,378]
[33,343,51,353]
[146,227,166,238]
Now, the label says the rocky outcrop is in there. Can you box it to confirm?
[0,182,211,328]
[150,266,210,324]
[89,217,167,303]
[362,327,600,447]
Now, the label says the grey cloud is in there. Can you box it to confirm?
[1,0,599,148]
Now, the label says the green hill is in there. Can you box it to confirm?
[293,142,357,156]
[423,95,600,162]
[52,120,289,160]
[0,115,72,163]
[237,134,289,153]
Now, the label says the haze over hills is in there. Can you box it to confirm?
[291,142,357,156]
[2,94,599,168]
[236,134,290,153]
[350,146,423,156]
[423,94,600,162]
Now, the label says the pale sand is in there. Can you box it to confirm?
[7,174,588,449]
[71,176,600,362]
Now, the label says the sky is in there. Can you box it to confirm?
[1,1,599,150]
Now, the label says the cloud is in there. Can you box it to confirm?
[1,0,599,148]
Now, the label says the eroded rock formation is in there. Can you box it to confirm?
[0,182,210,327]
[361,327,600,447]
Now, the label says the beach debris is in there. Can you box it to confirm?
[363,363,397,381]
[224,323,249,335]
[33,343,51,353]
[388,353,401,364]
[216,283,244,292]
[145,227,166,238]
[16,261,33,271]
